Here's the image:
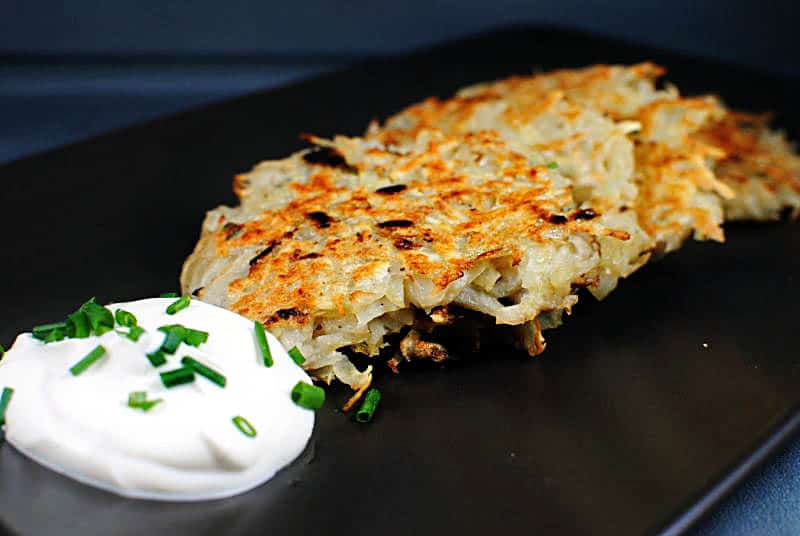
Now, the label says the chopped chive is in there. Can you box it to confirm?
[162,330,184,353]
[79,298,114,333]
[0,387,14,427]
[69,345,107,376]
[43,327,66,343]
[115,309,138,328]
[288,346,305,366]
[157,324,207,353]
[547,161,558,169]
[291,381,325,410]
[127,391,162,411]
[157,325,186,354]
[129,325,145,340]
[94,324,113,336]
[138,400,162,411]
[355,388,382,423]
[32,321,68,341]
[117,325,145,342]
[254,321,273,367]
[166,296,191,315]
[160,366,195,388]
[160,292,179,298]
[232,415,257,438]
[66,311,91,338]
[146,350,167,367]
[183,328,208,347]
[181,356,226,387]
[0,344,4,360]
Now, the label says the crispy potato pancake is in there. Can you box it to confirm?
[182,129,624,389]
[632,97,730,251]
[696,112,800,220]
[379,63,733,254]
[182,62,800,393]
[460,63,800,232]
[369,81,651,298]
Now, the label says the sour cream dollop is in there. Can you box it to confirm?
[0,298,315,501]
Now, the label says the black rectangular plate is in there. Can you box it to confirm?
[1,26,799,536]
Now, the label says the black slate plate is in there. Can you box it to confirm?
[1,26,799,536]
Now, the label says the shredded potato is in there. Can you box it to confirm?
[182,130,620,389]
[182,63,800,391]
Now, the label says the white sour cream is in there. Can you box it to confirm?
[0,298,315,501]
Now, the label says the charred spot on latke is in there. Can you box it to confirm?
[375,184,408,194]
[249,240,280,266]
[547,214,568,224]
[302,146,358,173]
[307,211,334,229]
[264,307,307,325]
[393,238,418,250]
[573,208,598,220]
[222,222,244,240]
[377,219,414,229]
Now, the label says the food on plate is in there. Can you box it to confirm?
[372,63,733,254]
[696,112,800,220]
[181,129,629,390]
[448,63,798,237]
[367,84,651,298]
[178,63,799,397]
[0,297,317,501]
[1,61,798,503]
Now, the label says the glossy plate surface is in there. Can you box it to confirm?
[1,26,799,536]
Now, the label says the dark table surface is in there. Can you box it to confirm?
[2,27,800,535]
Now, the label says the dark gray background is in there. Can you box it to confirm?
[1,0,797,76]
[2,0,798,163]
[1,2,799,534]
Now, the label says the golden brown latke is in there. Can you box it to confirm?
[182,129,624,389]
[369,78,651,298]
[183,62,800,392]
[458,63,800,233]
[696,112,800,220]
[376,62,734,254]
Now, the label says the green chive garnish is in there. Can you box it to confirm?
[547,161,558,169]
[127,391,162,412]
[156,324,208,353]
[146,350,167,367]
[291,381,325,410]
[160,366,195,388]
[115,309,138,328]
[94,324,113,336]
[69,345,107,376]
[79,298,114,333]
[288,346,305,366]
[129,325,145,340]
[32,299,112,344]
[181,356,226,387]
[157,325,186,354]
[0,387,14,427]
[117,325,145,342]
[160,292,179,298]
[183,328,208,347]
[232,416,257,438]
[254,321,273,367]
[43,327,66,343]
[66,311,91,339]
[32,321,68,342]
[166,296,191,315]
[0,344,4,360]
[355,388,382,423]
